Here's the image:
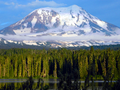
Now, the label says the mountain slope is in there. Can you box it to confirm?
[0,5,120,36]
[0,5,120,48]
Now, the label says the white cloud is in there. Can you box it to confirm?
[1,33,120,42]
[5,2,15,5]
[15,0,66,8]
[1,0,66,9]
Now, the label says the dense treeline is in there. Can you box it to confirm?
[0,47,120,79]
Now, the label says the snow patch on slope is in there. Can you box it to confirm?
[94,19,108,30]
[31,16,37,28]
[24,23,28,27]
[62,33,78,37]
[23,40,38,45]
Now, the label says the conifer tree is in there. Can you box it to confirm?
[53,60,57,77]
[37,56,41,76]
[14,55,18,77]
[0,64,1,78]
[22,57,26,77]
[90,46,94,53]
[5,56,10,78]
[18,64,22,77]
[27,55,32,77]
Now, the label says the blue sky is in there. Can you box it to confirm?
[0,0,120,30]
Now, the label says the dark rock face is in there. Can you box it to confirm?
[27,22,32,28]
[91,28,100,33]
[53,18,60,28]
[78,30,85,35]
[32,21,48,33]
[51,10,58,17]
[70,10,75,18]
[77,14,80,22]
[48,16,52,24]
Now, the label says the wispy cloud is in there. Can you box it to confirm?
[5,2,15,6]
[1,33,120,42]
[3,0,66,8]
[0,22,10,26]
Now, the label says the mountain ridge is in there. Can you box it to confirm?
[0,5,120,48]
[0,5,119,35]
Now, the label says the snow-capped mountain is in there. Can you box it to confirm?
[0,5,120,48]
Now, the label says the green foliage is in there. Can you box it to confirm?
[0,48,119,80]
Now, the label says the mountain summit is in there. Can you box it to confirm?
[0,5,119,36]
[0,5,120,47]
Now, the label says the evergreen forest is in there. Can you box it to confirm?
[0,47,120,80]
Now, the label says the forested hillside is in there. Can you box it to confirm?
[0,47,120,79]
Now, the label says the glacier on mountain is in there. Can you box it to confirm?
[0,5,120,48]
